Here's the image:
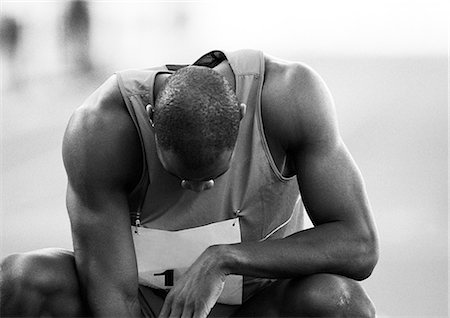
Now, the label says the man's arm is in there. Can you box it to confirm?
[217,61,379,280]
[158,60,379,318]
[62,76,143,317]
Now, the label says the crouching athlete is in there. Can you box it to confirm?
[1,49,379,317]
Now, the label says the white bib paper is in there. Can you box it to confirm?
[131,218,242,305]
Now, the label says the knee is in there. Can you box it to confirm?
[281,274,376,317]
[1,248,76,296]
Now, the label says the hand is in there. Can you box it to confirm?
[158,246,227,318]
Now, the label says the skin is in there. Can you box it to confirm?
[150,103,245,192]
[153,59,379,317]
[0,54,379,317]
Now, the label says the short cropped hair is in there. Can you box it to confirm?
[154,66,240,170]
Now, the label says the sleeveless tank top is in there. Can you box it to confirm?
[116,49,304,300]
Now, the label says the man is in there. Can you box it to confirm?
[1,50,379,317]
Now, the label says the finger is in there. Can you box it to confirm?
[158,295,172,318]
[192,308,209,318]
[181,303,194,318]
[192,302,210,318]
[168,300,184,318]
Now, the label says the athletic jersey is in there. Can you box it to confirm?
[116,49,304,302]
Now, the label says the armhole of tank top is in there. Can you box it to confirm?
[255,52,296,182]
[115,72,149,211]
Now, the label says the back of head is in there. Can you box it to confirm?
[154,66,240,170]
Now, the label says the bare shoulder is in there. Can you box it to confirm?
[63,75,142,195]
[262,54,339,150]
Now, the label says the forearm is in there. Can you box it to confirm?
[73,234,142,317]
[84,282,142,317]
[73,244,142,317]
[217,221,378,281]
[67,189,143,317]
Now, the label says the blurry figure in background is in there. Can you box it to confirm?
[0,15,21,88]
[61,0,92,72]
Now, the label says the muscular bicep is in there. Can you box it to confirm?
[295,139,373,228]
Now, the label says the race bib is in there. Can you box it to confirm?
[131,218,242,305]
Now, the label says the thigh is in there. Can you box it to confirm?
[232,274,375,317]
[37,249,91,316]
[231,279,286,317]
[138,285,239,318]
[1,248,90,317]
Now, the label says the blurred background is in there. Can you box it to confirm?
[0,0,448,316]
